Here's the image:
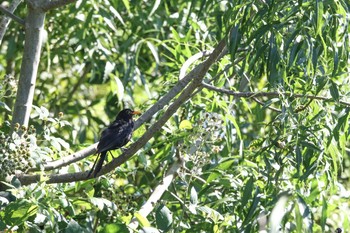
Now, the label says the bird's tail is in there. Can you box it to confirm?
[87,151,107,178]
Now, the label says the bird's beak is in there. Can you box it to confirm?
[132,110,141,115]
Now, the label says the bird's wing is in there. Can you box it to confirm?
[96,120,133,153]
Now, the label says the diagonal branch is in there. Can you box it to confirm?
[15,39,227,185]
[128,160,182,230]
[32,45,225,172]
[252,97,282,113]
[202,82,350,107]
[0,2,24,32]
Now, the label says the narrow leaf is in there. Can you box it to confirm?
[329,81,339,101]
[190,186,198,205]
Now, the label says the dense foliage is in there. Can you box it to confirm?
[0,0,349,232]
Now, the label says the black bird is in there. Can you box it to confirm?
[87,109,141,178]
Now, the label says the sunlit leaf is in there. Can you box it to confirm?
[135,212,151,227]
[179,120,192,130]
[190,186,198,206]
[149,0,161,17]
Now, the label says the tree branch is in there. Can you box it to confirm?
[30,41,226,173]
[0,3,24,28]
[202,82,350,107]
[15,39,227,185]
[11,1,46,129]
[128,161,182,230]
[28,144,97,172]
[252,97,282,113]
[41,0,77,12]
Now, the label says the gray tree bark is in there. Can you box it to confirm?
[11,0,47,128]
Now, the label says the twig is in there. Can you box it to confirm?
[15,39,227,185]
[252,97,282,113]
[202,82,350,107]
[128,161,182,230]
[0,0,23,44]
[0,4,24,26]
[61,63,92,108]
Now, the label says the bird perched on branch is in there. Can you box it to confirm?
[87,109,141,178]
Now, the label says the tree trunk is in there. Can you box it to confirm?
[12,1,46,128]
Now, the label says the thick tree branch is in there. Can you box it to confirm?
[12,0,46,129]
[15,39,227,185]
[202,82,350,107]
[134,40,226,129]
[96,70,205,178]
[41,0,77,11]
[32,42,226,172]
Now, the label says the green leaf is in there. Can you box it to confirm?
[226,114,242,140]
[241,177,253,208]
[329,81,339,101]
[229,24,242,59]
[333,108,349,141]
[242,187,261,227]
[206,170,222,183]
[327,143,340,176]
[66,219,84,233]
[139,227,160,233]
[316,0,324,36]
[0,102,11,111]
[109,6,125,26]
[155,204,173,231]
[121,0,130,14]
[190,186,198,205]
[146,41,160,64]
[134,212,151,227]
[3,200,38,225]
[197,205,224,222]
[90,197,105,210]
[103,17,117,33]
[104,223,128,233]
[110,75,124,103]
[171,27,181,42]
[295,146,302,175]
[216,158,235,170]
[179,120,192,130]
[296,196,312,231]
[149,0,161,17]
[321,196,327,231]
[332,47,339,77]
